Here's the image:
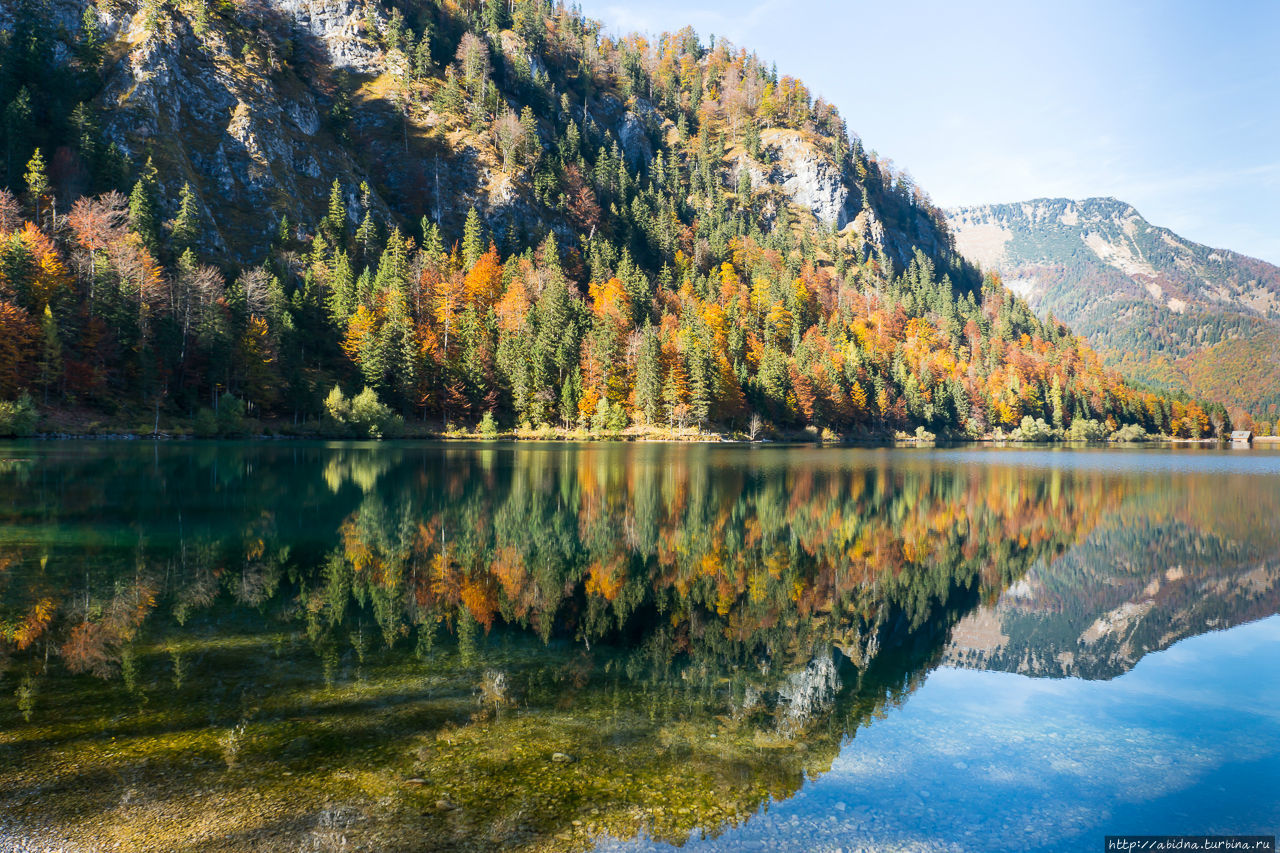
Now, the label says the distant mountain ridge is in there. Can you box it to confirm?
[945,197,1280,423]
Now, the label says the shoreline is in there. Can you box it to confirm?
[5,407,1269,447]
[5,430,1265,448]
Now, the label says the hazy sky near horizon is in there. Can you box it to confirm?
[576,0,1280,264]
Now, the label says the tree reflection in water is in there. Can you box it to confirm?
[0,443,1276,851]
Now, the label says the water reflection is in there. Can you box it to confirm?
[0,443,1277,851]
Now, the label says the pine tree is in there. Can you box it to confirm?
[385,8,407,52]
[634,323,663,425]
[422,220,446,264]
[382,289,418,406]
[38,305,62,403]
[687,343,712,429]
[326,179,346,242]
[518,106,541,168]
[356,211,378,259]
[461,207,484,270]
[435,67,465,117]
[23,149,49,225]
[413,31,433,78]
[170,182,199,253]
[327,249,355,325]
[373,227,409,295]
[736,167,752,210]
[1050,374,1065,430]
[70,103,99,165]
[560,367,582,428]
[354,267,374,309]
[128,179,158,252]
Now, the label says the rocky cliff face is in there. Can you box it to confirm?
[946,198,1280,418]
[748,129,857,227]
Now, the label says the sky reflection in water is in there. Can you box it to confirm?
[598,613,1280,853]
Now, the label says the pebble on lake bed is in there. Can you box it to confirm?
[551,752,575,763]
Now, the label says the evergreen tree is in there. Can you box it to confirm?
[687,342,712,429]
[385,8,407,52]
[128,179,158,252]
[38,305,61,403]
[327,250,355,325]
[560,367,582,428]
[421,218,444,260]
[80,6,103,66]
[23,148,49,225]
[373,227,409,295]
[634,323,662,425]
[69,103,98,165]
[462,207,484,270]
[356,211,378,259]
[1050,374,1065,430]
[413,31,433,78]
[170,182,199,254]
[326,179,346,242]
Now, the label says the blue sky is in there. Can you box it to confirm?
[576,0,1280,264]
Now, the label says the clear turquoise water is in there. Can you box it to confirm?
[0,442,1276,852]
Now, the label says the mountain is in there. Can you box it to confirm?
[945,198,1280,424]
[0,0,947,268]
[0,0,1227,438]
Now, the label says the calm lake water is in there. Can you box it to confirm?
[0,442,1277,852]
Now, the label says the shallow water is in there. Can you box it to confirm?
[0,442,1277,852]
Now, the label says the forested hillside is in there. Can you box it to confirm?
[947,198,1280,430]
[0,0,1228,438]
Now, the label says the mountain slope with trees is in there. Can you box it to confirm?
[0,0,1229,438]
[946,197,1280,429]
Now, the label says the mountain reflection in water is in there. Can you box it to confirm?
[0,443,1277,852]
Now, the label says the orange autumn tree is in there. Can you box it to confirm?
[0,300,38,396]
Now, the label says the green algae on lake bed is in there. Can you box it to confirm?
[1,619,895,852]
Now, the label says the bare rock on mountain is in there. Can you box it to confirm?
[271,0,383,72]
[617,110,654,169]
[760,129,855,228]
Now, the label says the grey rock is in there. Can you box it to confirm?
[617,111,654,168]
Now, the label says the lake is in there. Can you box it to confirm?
[0,442,1277,852]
